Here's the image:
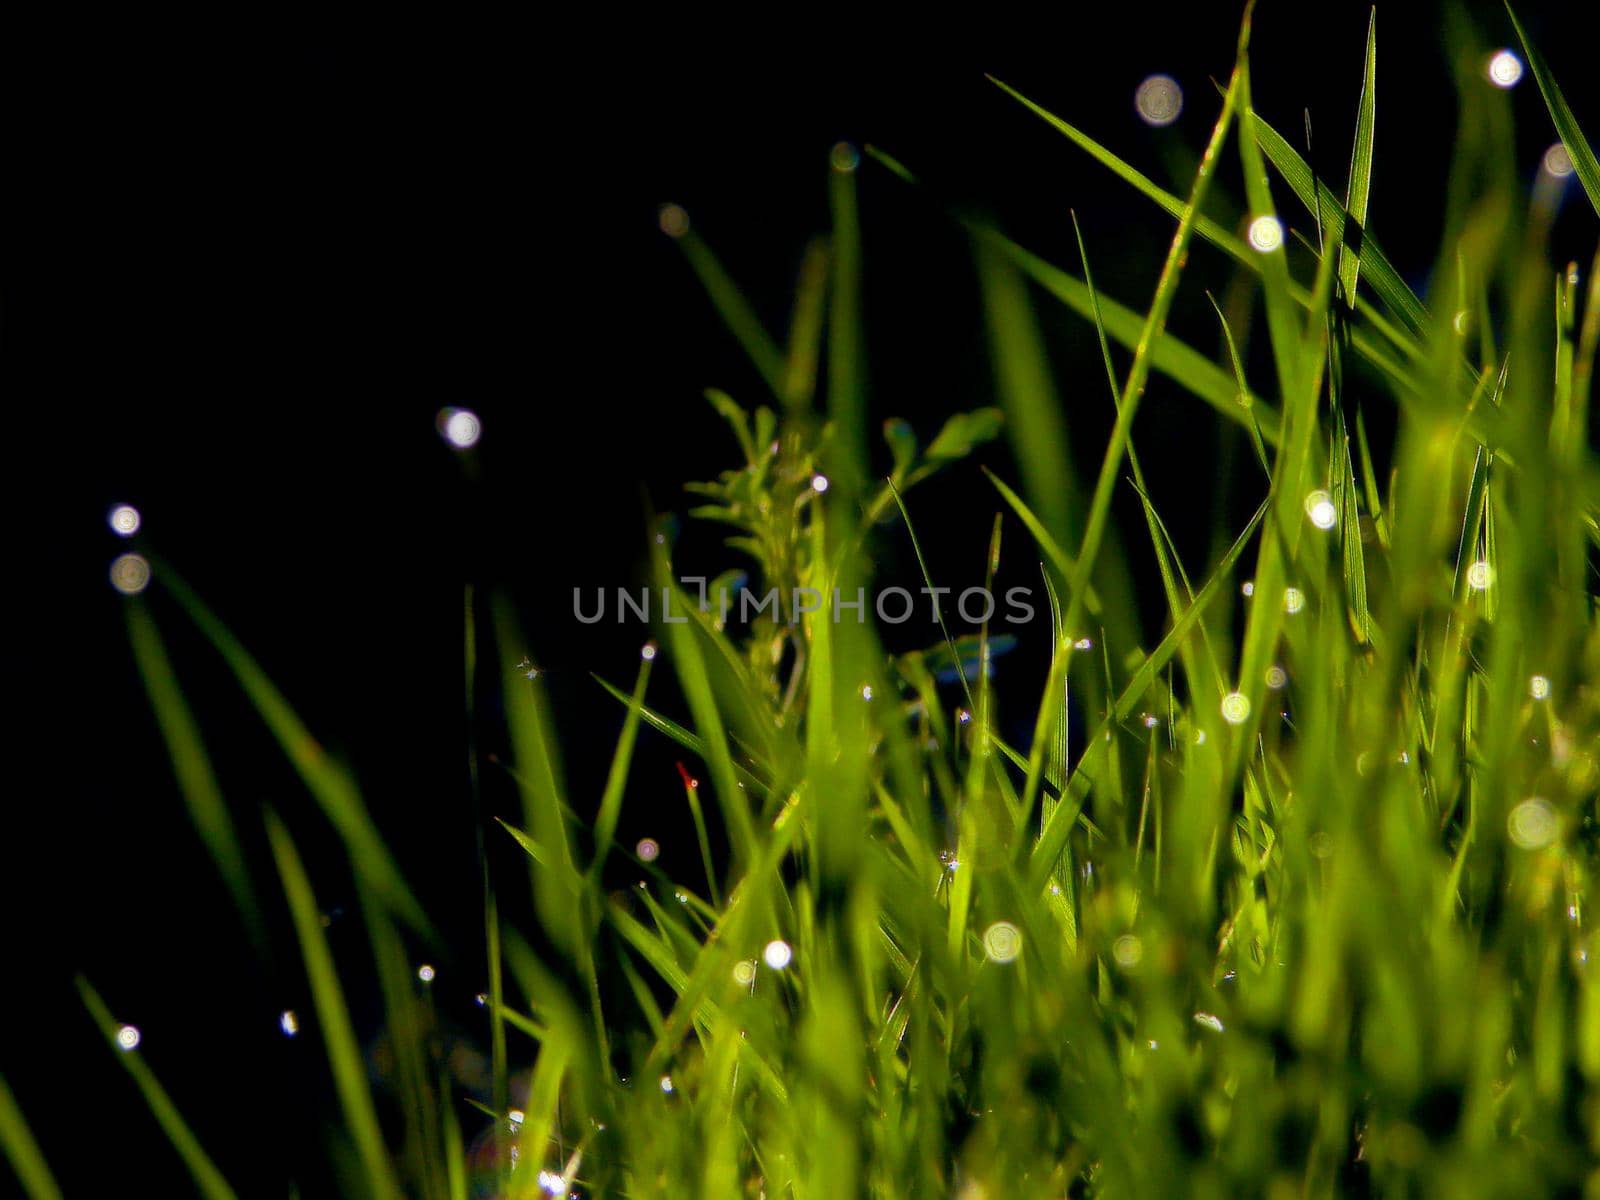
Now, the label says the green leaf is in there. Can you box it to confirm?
[1340,8,1378,306]
[1506,2,1600,218]
[923,407,1005,463]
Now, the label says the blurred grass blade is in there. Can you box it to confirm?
[77,979,238,1200]
[1340,8,1377,305]
[1248,109,1428,335]
[1507,2,1600,218]
[156,567,432,938]
[124,601,266,953]
[673,226,789,399]
[266,811,402,1200]
[0,1074,62,1200]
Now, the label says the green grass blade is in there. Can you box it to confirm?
[1507,2,1600,218]
[1340,8,1378,306]
[673,226,790,399]
[265,811,402,1200]
[124,601,266,953]
[78,979,239,1200]
[0,1074,62,1200]
[156,566,432,938]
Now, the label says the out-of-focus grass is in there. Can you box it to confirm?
[8,4,1600,1196]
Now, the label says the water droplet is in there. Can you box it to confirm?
[1241,580,1255,597]
[830,141,860,173]
[1308,831,1334,859]
[1221,692,1251,725]
[983,921,1022,963]
[1074,637,1094,650]
[1193,1011,1225,1033]
[1487,49,1523,88]
[1543,143,1575,178]
[1453,310,1470,335]
[116,1024,141,1051]
[957,708,972,725]
[108,504,141,536]
[659,1074,674,1093]
[658,203,690,238]
[763,940,793,970]
[1247,215,1283,253]
[1531,675,1551,701]
[110,553,151,595]
[437,408,481,449]
[1134,74,1183,126]
[1265,665,1287,690]
[1112,934,1143,969]
[811,473,830,493]
[1508,798,1557,849]
[641,641,658,661]
[417,964,436,983]
[508,1107,526,1127]
[280,1010,299,1036]
[860,684,874,701]
[636,837,660,863]
[732,959,757,986]
[1141,713,1160,729]
[475,992,489,1007]
[1304,489,1337,530]
[1467,560,1493,591]
[1284,587,1305,615]
[537,1169,567,1196]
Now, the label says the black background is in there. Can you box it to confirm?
[5,3,1596,1193]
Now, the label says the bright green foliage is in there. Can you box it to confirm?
[11,6,1600,1199]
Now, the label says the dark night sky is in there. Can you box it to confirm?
[4,3,1595,1192]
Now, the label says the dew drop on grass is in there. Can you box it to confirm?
[1074,637,1094,650]
[830,141,860,173]
[1265,665,1287,690]
[1486,49,1523,88]
[437,408,481,449]
[659,1074,674,1093]
[280,1010,299,1036]
[110,553,151,595]
[1284,587,1305,615]
[1531,675,1551,701]
[1221,692,1251,725]
[1544,144,1575,178]
[417,964,436,983]
[1304,490,1337,530]
[108,504,141,536]
[641,641,658,661]
[1248,215,1283,252]
[1193,1011,1225,1033]
[657,203,689,238]
[116,1024,141,1051]
[636,838,660,862]
[1508,798,1557,850]
[1112,935,1143,969]
[1134,74,1183,126]
[732,960,757,986]
[811,473,830,493]
[983,922,1022,963]
[1241,580,1254,597]
[1467,560,1494,591]
[763,940,793,969]
[861,684,874,701]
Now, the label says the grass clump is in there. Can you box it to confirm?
[7,4,1600,1197]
